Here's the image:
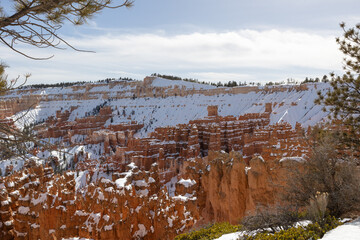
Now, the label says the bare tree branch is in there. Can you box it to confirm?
[0,0,133,59]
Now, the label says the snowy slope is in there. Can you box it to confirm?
[321,218,360,240]
[151,78,216,90]
[7,79,331,137]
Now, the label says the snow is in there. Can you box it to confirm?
[74,210,88,216]
[178,178,196,187]
[31,193,47,205]
[214,232,245,240]
[14,230,27,237]
[168,217,174,227]
[135,206,142,213]
[0,158,25,177]
[17,206,30,215]
[30,223,40,229]
[89,212,101,225]
[101,178,112,184]
[127,162,137,169]
[279,156,305,163]
[115,172,132,189]
[213,219,360,240]
[61,238,93,240]
[165,176,177,197]
[114,162,142,190]
[136,189,149,196]
[151,77,216,90]
[56,205,67,212]
[134,179,149,187]
[321,218,360,240]
[75,171,88,191]
[173,193,197,202]
[103,214,110,222]
[89,170,112,184]
[82,212,102,233]
[294,220,312,228]
[133,224,148,238]
[97,190,105,201]
[277,109,288,123]
[257,155,265,163]
[105,187,114,193]
[19,195,30,201]
[4,220,13,226]
[104,224,114,231]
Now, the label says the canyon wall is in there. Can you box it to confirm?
[0,104,311,239]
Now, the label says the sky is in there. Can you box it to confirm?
[1,0,360,85]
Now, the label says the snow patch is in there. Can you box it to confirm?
[17,206,30,215]
[178,178,196,188]
[133,224,148,238]
[279,157,305,163]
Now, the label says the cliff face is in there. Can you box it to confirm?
[180,151,302,225]
[0,77,326,239]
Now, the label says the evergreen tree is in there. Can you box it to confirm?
[322,75,329,83]
[316,23,360,147]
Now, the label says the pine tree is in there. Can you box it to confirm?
[316,23,360,147]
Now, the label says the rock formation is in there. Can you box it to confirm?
[0,77,324,239]
[0,162,198,240]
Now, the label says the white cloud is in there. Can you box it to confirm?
[1,29,344,85]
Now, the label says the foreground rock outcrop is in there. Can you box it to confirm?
[0,149,306,239]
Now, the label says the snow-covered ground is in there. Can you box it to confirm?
[214,231,245,240]
[321,218,360,240]
[151,77,216,90]
[214,218,360,240]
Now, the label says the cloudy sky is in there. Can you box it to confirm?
[1,0,360,85]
